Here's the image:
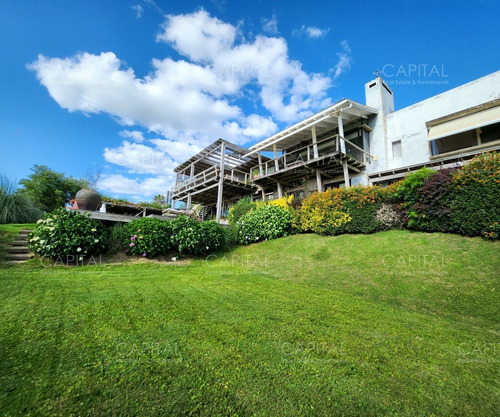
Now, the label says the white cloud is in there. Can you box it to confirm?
[131,4,144,19]
[261,14,279,34]
[293,25,330,39]
[98,174,173,199]
[331,40,352,80]
[28,9,339,196]
[119,130,145,142]
[103,141,175,175]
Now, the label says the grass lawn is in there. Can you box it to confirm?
[0,229,499,416]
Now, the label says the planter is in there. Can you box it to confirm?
[75,189,102,211]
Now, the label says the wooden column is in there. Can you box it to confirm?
[338,112,346,154]
[277,181,283,198]
[316,170,323,193]
[273,144,280,172]
[312,125,319,158]
[343,160,350,189]
[216,142,225,223]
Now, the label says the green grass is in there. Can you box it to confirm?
[0,230,499,416]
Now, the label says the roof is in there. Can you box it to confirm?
[174,139,267,174]
[246,99,378,154]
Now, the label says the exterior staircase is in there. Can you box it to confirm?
[4,229,34,264]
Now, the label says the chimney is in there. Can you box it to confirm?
[365,76,394,114]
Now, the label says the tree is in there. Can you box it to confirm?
[19,165,87,212]
[153,194,166,205]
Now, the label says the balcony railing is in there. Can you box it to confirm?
[172,165,251,196]
[250,134,372,179]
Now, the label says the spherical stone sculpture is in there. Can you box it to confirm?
[75,189,102,211]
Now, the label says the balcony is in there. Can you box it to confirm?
[249,134,372,186]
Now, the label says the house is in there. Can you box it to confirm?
[171,71,500,222]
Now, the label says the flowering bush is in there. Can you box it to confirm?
[375,203,405,230]
[28,208,108,259]
[123,217,173,258]
[300,186,383,235]
[171,215,204,254]
[199,221,227,252]
[227,197,256,225]
[236,205,291,244]
[448,152,500,237]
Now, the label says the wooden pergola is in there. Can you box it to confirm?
[171,139,268,222]
[244,99,377,195]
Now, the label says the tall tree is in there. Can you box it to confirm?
[19,165,87,212]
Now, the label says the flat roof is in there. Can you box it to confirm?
[246,99,377,154]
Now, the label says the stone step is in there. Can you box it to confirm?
[11,240,28,246]
[4,253,33,261]
[7,247,31,254]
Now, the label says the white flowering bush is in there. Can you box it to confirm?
[28,208,108,259]
[236,205,291,245]
[171,216,226,255]
[123,217,173,258]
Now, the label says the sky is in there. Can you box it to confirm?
[1,0,499,201]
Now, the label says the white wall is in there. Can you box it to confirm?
[365,70,500,174]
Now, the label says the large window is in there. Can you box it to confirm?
[430,122,500,156]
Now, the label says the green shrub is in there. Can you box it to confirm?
[107,223,125,255]
[393,168,435,208]
[123,218,173,257]
[237,205,291,244]
[228,197,256,225]
[0,175,43,224]
[447,153,500,237]
[199,221,227,252]
[29,208,108,259]
[408,169,454,232]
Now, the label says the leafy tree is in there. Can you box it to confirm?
[19,165,87,212]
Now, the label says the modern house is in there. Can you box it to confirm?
[171,71,500,222]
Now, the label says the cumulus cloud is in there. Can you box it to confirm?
[28,9,340,197]
[98,174,173,199]
[293,25,330,39]
[119,130,145,142]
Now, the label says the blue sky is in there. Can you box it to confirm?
[1,0,499,201]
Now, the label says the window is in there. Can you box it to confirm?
[392,140,402,159]
[430,122,500,156]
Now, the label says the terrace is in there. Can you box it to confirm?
[171,139,268,221]
[246,99,377,195]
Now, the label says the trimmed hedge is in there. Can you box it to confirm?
[300,186,384,235]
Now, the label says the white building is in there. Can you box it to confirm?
[172,71,500,221]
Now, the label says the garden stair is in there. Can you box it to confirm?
[4,229,33,264]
